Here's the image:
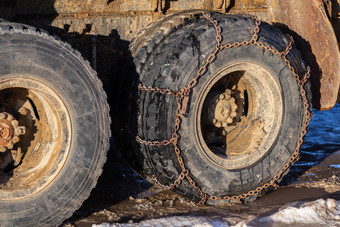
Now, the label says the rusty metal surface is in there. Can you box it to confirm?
[5,0,270,40]
[1,0,338,109]
[267,0,340,110]
[332,1,340,67]
[0,113,24,151]
[231,0,267,11]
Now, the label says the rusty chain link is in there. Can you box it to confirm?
[136,13,312,206]
[137,83,178,96]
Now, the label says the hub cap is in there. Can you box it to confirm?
[195,62,283,169]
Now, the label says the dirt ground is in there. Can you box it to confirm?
[62,105,340,227]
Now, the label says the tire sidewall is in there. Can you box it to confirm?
[179,45,303,195]
[0,32,108,226]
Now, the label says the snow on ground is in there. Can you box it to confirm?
[257,198,340,226]
[93,198,340,227]
[88,106,340,227]
[93,216,230,227]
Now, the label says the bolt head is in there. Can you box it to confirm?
[6,142,13,150]
[214,122,222,128]
[12,136,19,143]
[15,126,26,136]
[12,120,18,127]
[225,89,232,95]
[6,114,13,121]
[0,146,6,152]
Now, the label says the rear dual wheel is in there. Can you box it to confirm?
[0,23,110,226]
[133,12,309,203]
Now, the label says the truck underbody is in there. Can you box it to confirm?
[0,0,338,109]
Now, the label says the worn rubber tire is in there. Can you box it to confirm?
[0,23,110,226]
[134,12,309,203]
[117,10,208,179]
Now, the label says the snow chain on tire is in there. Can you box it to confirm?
[136,13,312,206]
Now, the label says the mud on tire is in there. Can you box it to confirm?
[133,12,309,204]
[0,23,110,226]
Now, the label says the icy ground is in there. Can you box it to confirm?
[93,198,340,227]
[63,104,340,227]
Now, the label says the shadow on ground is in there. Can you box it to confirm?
[282,104,340,185]
[63,105,340,225]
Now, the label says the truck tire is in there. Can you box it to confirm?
[134,13,309,203]
[118,10,207,178]
[0,23,110,226]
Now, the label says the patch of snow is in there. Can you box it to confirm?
[93,216,230,227]
[93,199,340,227]
[329,164,340,169]
[258,198,340,226]
[232,222,247,227]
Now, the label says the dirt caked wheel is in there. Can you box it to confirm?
[0,23,110,226]
[132,12,311,204]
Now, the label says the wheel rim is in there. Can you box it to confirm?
[195,62,283,170]
[0,76,71,200]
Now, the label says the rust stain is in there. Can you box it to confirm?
[55,10,155,20]
[268,0,340,110]
[18,0,340,109]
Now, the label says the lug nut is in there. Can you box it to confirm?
[214,122,222,127]
[12,120,19,127]
[7,114,13,121]
[225,89,232,95]
[6,142,13,150]
[0,146,6,152]
[12,136,19,143]
[15,126,26,136]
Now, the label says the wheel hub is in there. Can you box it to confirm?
[208,89,237,129]
[0,112,26,167]
[0,113,25,152]
[197,63,284,169]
